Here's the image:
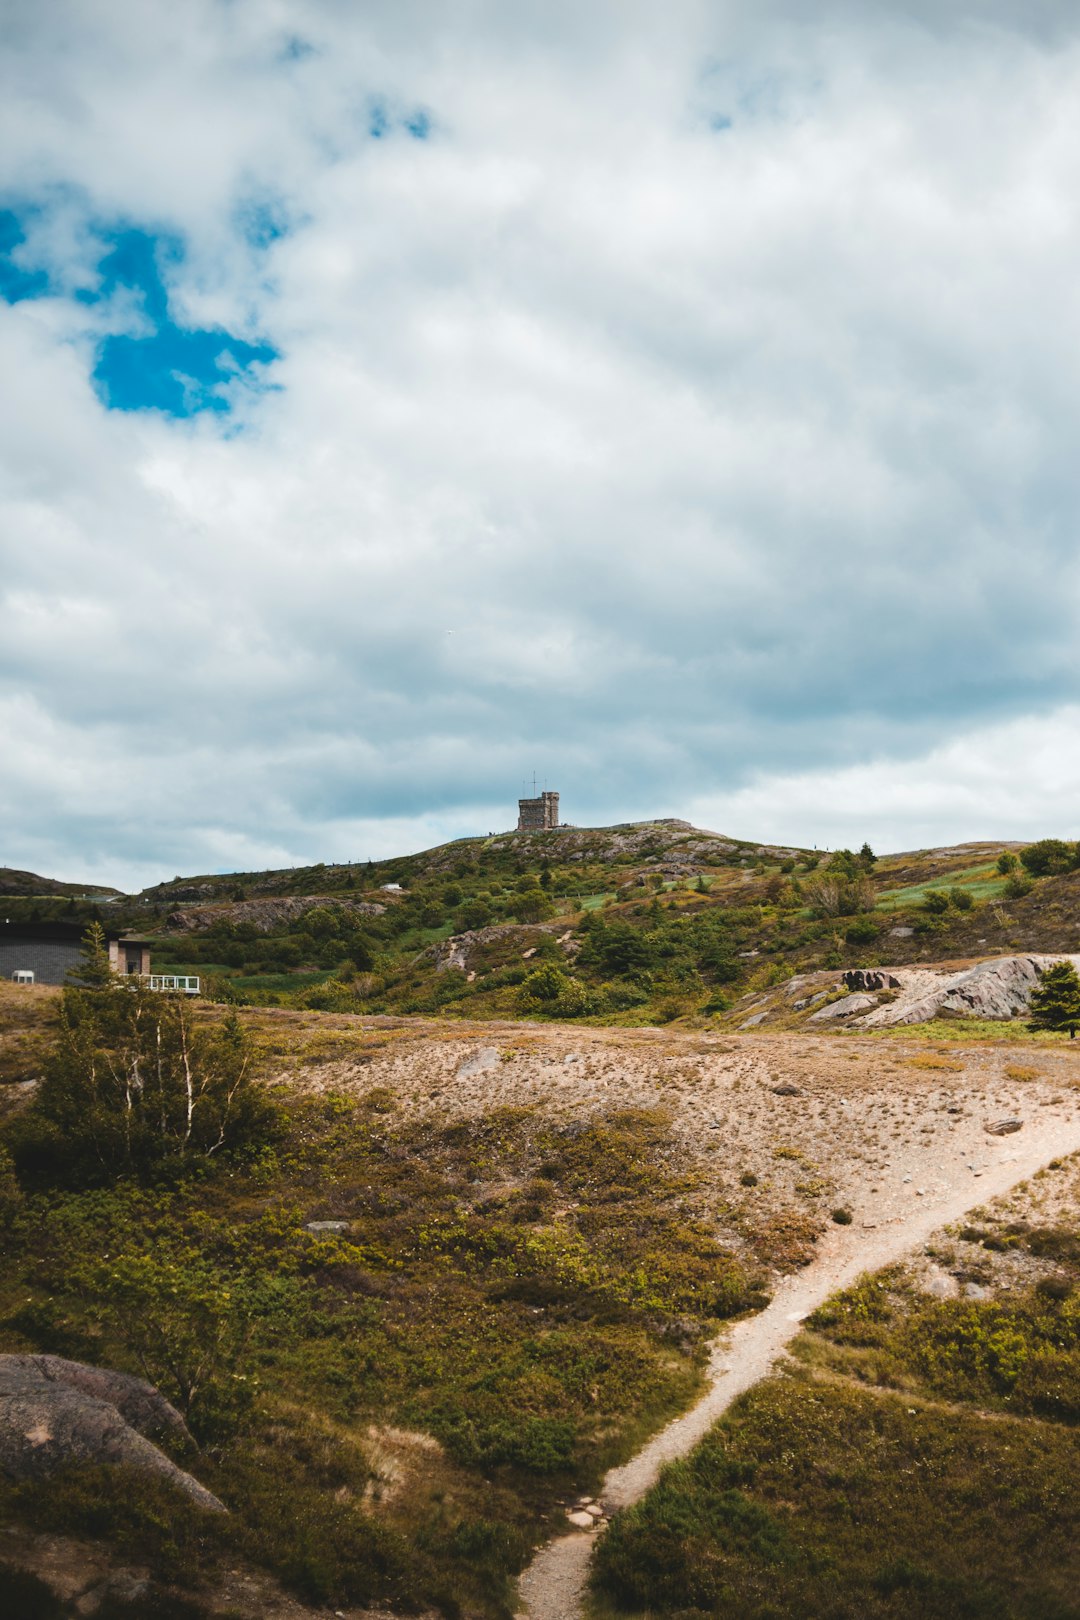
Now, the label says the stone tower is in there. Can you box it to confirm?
[517,790,560,831]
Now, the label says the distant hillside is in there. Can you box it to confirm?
[0,866,122,900]
[17,822,1074,1027]
[117,820,1063,1027]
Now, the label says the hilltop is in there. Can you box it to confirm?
[0,867,122,900]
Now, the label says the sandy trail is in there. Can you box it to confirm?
[515,1108,1080,1620]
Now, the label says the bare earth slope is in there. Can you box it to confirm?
[282,1017,1080,1246]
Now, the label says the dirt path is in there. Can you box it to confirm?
[515,1109,1080,1620]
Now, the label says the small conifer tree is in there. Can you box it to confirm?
[1029,960,1080,1039]
[68,920,113,988]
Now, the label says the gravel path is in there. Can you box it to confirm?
[515,1109,1080,1620]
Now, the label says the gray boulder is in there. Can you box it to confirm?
[0,1355,224,1511]
[985,1118,1023,1136]
[808,992,877,1022]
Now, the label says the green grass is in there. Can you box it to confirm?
[398,922,458,946]
[588,1373,1080,1619]
[149,960,236,977]
[875,864,1008,912]
[801,1239,1080,1422]
[230,969,333,992]
[856,1018,1068,1044]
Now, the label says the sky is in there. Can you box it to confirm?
[3,0,1080,890]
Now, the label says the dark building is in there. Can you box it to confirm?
[517,790,560,831]
[0,921,151,986]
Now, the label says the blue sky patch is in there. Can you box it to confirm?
[279,34,316,63]
[94,324,278,416]
[236,196,291,250]
[86,227,278,417]
[1,208,278,418]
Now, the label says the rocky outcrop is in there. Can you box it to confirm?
[842,969,901,992]
[0,1355,224,1511]
[430,923,576,974]
[165,895,385,934]
[476,821,750,867]
[857,955,1080,1028]
[779,953,1080,1028]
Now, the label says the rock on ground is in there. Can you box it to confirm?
[0,1355,224,1512]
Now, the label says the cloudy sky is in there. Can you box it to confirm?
[3,0,1080,889]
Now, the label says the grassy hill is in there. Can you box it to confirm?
[10,823,1077,1028]
[131,825,1077,1028]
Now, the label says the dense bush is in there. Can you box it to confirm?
[1020,838,1079,877]
[591,1375,1080,1618]
[8,930,276,1186]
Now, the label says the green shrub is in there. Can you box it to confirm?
[297,977,361,1013]
[518,963,567,1003]
[507,888,554,923]
[456,898,495,930]
[0,1140,23,1223]
[590,1375,1080,1619]
[845,915,879,945]
[1020,838,1078,877]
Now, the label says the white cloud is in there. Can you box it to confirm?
[2,1,1080,884]
[687,706,1080,854]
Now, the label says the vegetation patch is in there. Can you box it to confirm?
[0,1052,766,1616]
[588,1373,1080,1619]
[804,1248,1080,1421]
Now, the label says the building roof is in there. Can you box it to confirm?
[0,921,151,945]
